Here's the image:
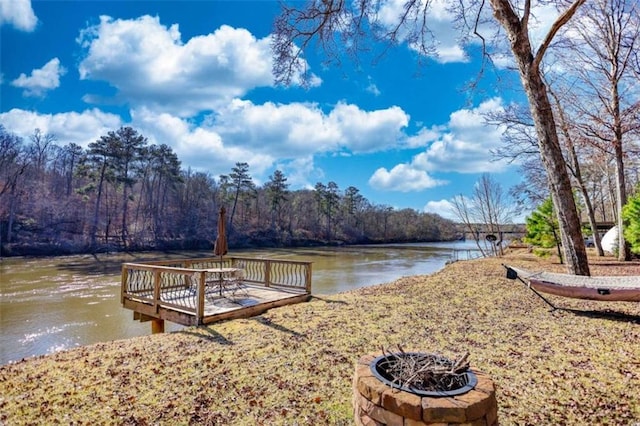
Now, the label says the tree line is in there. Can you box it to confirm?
[0,125,458,256]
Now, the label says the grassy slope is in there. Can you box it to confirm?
[1,250,639,425]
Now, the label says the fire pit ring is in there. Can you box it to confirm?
[370,352,478,397]
[353,352,498,425]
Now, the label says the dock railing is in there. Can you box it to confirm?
[121,256,312,325]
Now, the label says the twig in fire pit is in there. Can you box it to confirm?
[379,345,471,393]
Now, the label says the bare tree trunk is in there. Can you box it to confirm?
[490,0,590,275]
[612,86,630,259]
[550,90,605,256]
[90,162,107,248]
[121,181,129,248]
[604,163,617,224]
[614,147,629,260]
[578,179,604,256]
[6,185,17,244]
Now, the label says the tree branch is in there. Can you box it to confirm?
[533,0,586,70]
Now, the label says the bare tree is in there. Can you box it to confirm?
[487,74,630,258]
[27,128,56,182]
[451,174,514,256]
[474,174,515,255]
[549,88,605,255]
[451,194,487,256]
[552,0,640,260]
[273,0,590,274]
[0,127,30,244]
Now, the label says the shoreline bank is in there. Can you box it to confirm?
[1,250,638,424]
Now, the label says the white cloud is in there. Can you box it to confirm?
[170,97,407,176]
[367,98,508,192]
[0,108,122,147]
[412,98,507,173]
[210,99,341,156]
[11,58,66,97]
[327,103,409,153]
[423,199,457,220]
[366,83,381,96]
[0,96,411,184]
[369,164,447,192]
[0,0,37,31]
[490,53,514,69]
[204,99,409,156]
[130,107,275,177]
[527,2,565,48]
[277,156,323,189]
[130,99,410,178]
[77,16,319,117]
[365,76,381,96]
[404,125,444,148]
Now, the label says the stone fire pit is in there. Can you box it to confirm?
[352,352,498,425]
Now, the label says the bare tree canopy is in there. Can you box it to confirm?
[486,0,640,259]
[273,0,592,274]
[547,0,640,261]
[451,174,516,257]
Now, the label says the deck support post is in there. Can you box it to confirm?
[264,260,271,288]
[151,318,165,334]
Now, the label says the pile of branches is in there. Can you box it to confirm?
[379,346,471,393]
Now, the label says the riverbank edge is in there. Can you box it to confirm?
[0,236,459,258]
[1,249,638,424]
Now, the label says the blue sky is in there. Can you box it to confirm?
[1,0,532,220]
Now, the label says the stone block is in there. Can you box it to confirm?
[381,388,422,420]
[358,353,379,366]
[485,397,499,426]
[353,354,499,426]
[472,371,496,396]
[455,389,491,421]
[356,410,384,426]
[357,375,390,405]
[357,393,404,426]
[422,397,467,423]
[355,360,375,380]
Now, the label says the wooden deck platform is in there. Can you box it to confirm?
[121,257,312,330]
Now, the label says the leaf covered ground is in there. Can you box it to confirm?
[1,250,639,425]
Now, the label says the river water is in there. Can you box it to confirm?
[0,241,480,365]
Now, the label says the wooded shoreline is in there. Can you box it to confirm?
[1,127,460,260]
[0,235,457,258]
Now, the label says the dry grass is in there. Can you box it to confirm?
[1,250,639,425]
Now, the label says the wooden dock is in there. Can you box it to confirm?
[121,256,312,332]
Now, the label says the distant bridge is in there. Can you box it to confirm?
[456,222,616,241]
[456,224,526,242]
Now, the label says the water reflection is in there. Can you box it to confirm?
[0,241,479,365]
